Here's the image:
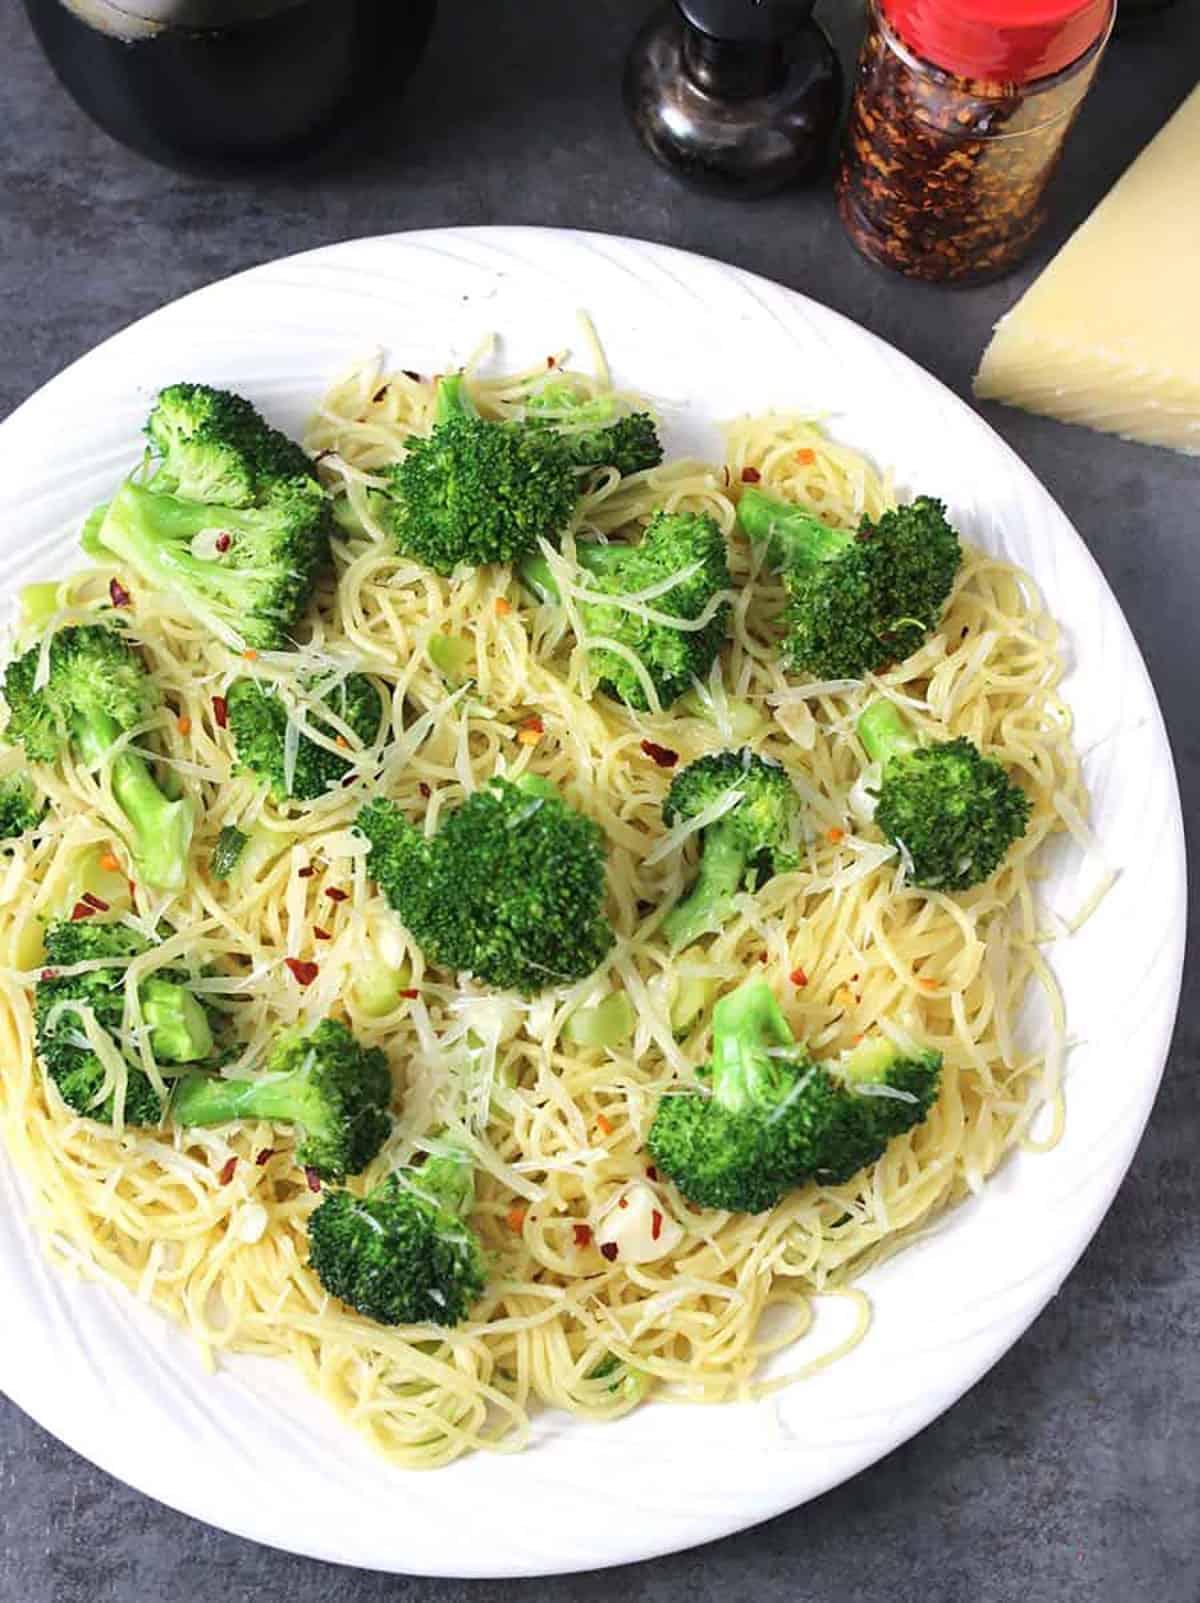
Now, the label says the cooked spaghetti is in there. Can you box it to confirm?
[0,343,1097,1468]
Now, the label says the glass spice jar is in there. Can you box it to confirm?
[835,0,1115,284]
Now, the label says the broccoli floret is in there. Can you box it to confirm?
[307,1147,487,1326]
[857,699,1030,891]
[0,774,45,839]
[648,976,942,1212]
[172,1018,392,1182]
[3,624,193,890]
[226,673,384,802]
[519,511,731,710]
[382,374,579,574]
[91,476,328,652]
[737,488,961,679]
[524,381,663,478]
[209,825,249,880]
[146,382,317,508]
[35,919,213,1126]
[358,773,614,995]
[660,750,800,951]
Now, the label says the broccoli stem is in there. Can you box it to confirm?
[413,1149,474,1215]
[661,822,751,951]
[99,484,271,615]
[857,699,920,766]
[140,977,213,1063]
[172,1066,315,1130]
[737,488,852,571]
[435,374,475,424]
[70,707,192,892]
[520,542,624,605]
[518,553,559,604]
[708,978,796,1112]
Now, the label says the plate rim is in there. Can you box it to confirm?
[0,224,1187,1577]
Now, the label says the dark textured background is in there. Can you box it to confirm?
[1,2,1197,1598]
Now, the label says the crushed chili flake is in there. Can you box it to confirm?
[218,1156,238,1186]
[98,852,121,873]
[341,773,357,788]
[918,977,939,992]
[398,988,419,1000]
[313,926,332,941]
[546,355,557,368]
[651,1208,664,1242]
[284,957,319,987]
[297,865,315,878]
[81,892,109,912]
[176,715,192,736]
[255,1148,275,1166]
[618,1196,629,1209]
[507,1205,527,1233]
[108,577,131,608]
[402,369,422,383]
[325,887,349,903]
[418,782,431,799]
[372,384,390,403]
[573,1223,593,1247]
[494,596,512,616]
[214,532,232,554]
[740,466,762,483]
[40,968,58,982]
[599,1242,618,1262]
[790,966,809,988]
[212,695,228,729]
[640,739,678,768]
[304,1166,322,1194]
[646,1164,658,1181]
[335,735,350,750]
[795,448,816,465]
[520,716,544,735]
[595,1113,613,1136]
[758,952,769,964]
[128,879,138,905]
[827,827,845,844]
[69,901,94,921]
[242,649,258,662]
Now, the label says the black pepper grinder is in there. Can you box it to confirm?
[624,0,841,197]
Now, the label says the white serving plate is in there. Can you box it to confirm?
[0,228,1185,1577]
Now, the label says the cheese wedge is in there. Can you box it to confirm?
[974,86,1200,456]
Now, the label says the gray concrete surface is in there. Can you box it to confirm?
[0,2,1197,1598]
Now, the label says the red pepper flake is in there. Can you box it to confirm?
[341,773,357,788]
[214,532,232,554]
[599,1241,618,1262]
[304,1166,322,1193]
[520,716,544,736]
[69,901,94,922]
[651,1208,664,1242]
[646,1164,658,1181]
[494,597,512,617]
[827,827,845,844]
[740,466,761,483]
[640,739,678,769]
[218,1156,237,1186]
[372,384,390,403]
[284,957,319,987]
[313,925,332,942]
[40,969,58,982]
[127,879,138,906]
[212,695,228,729]
[795,448,816,465]
[325,887,348,903]
[297,865,315,879]
[335,735,350,750]
[618,1196,629,1209]
[81,892,110,912]
[758,951,769,964]
[398,988,419,1000]
[790,966,809,988]
[573,1223,592,1247]
[595,1113,613,1137]
[108,577,131,608]
[546,355,557,368]
[242,649,258,663]
[506,1205,527,1233]
[418,782,431,799]
[255,1148,275,1166]
[402,369,422,383]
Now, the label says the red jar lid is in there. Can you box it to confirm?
[880,0,1112,83]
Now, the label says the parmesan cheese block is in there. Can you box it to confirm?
[974,86,1200,456]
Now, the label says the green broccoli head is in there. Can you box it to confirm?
[307,1148,487,1326]
[358,773,615,995]
[660,749,801,950]
[858,700,1030,891]
[91,476,329,652]
[35,919,213,1126]
[521,511,731,711]
[146,383,318,508]
[3,624,193,891]
[524,382,663,478]
[384,374,579,574]
[172,1018,392,1181]
[648,978,943,1213]
[0,774,46,839]
[737,489,961,679]
[226,673,385,802]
